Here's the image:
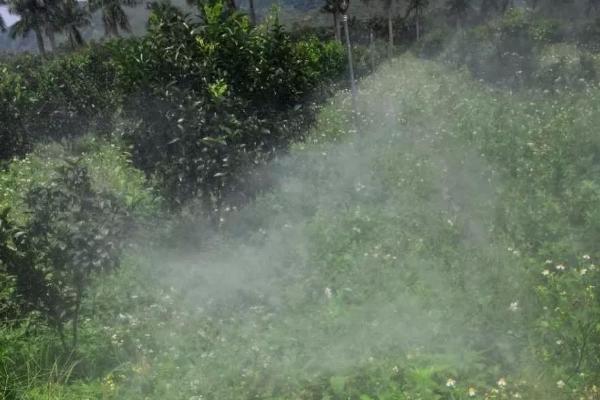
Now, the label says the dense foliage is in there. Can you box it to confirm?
[121,2,344,209]
[0,1,344,211]
[3,0,600,399]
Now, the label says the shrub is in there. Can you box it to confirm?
[577,17,600,53]
[121,1,344,210]
[535,256,600,387]
[0,66,31,161]
[2,161,131,351]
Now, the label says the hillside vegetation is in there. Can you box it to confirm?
[2,0,600,398]
[2,53,600,398]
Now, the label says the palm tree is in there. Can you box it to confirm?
[587,0,600,13]
[9,0,48,54]
[248,0,255,24]
[89,0,136,37]
[446,0,469,30]
[43,0,62,50]
[407,0,428,41]
[500,0,512,13]
[60,0,89,47]
[383,0,394,56]
[322,0,341,42]
[479,0,498,19]
[0,0,6,31]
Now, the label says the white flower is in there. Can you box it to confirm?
[468,387,476,397]
[556,264,566,271]
[583,254,591,260]
[513,392,522,398]
[509,301,519,312]
[392,366,399,374]
[557,380,565,389]
[580,268,588,276]
[497,378,507,388]
[542,269,550,276]
[324,287,333,299]
[556,340,563,345]
[446,378,456,388]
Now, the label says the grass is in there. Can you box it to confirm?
[2,55,600,399]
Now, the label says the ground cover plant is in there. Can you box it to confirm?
[2,53,600,399]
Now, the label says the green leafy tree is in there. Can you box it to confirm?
[122,0,343,212]
[7,161,130,350]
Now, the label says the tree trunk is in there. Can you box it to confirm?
[248,0,257,25]
[343,14,356,111]
[58,323,68,354]
[47,29,56,51]
[480,0,495,18]
[333,12,341,42]
[227,0,237,10]
[416,8,420,41]
[34,26,46,55]
[369,25,375,69]
[72,287,82,350]
[387,0,394,58]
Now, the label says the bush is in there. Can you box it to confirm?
[0,66,31,161]
[2,161,131,351]
[120,2,344,210]
[0,1,344,213]
[441,9,564,86]
[577,17,600,53]
[535,257,600,387]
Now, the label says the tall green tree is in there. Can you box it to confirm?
[43,0,63,50]
[17,161,130,350]
[480,0,500,18]
[322,0,341,42]
[500,0,512,12]
[407,0,428,40]
[0,0,6,31]
[446,0,470,30]
[60,0,89,47]
[248,0,255,24]
[384,0,396,56]
[8,0,48,54]
[89,0,135,37]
